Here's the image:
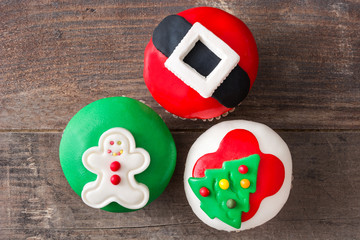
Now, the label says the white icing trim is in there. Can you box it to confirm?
[184,120,292,231]
[165,22,240,98]
[81,127,150,209]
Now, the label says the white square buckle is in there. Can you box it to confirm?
[165,22,240,98]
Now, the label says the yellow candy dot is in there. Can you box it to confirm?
[240,179,250,189]
[219,179,229,190]
[112,152,117,156]
[117,141,121,145]
[120,150,123,154]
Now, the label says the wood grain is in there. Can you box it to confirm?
[1,132,359,239]
[1,0,359,130]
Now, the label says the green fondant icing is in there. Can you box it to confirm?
[188,154,260,229]
[59,97,177,212]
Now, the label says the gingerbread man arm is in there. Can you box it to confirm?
[125,148,150,174]
[82,149,103,174]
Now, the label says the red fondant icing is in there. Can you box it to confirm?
[144,7,258,119]
[192,129,285,222]
[144,41,229,119]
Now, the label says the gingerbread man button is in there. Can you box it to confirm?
[81,127,150,209]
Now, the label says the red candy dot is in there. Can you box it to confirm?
[238,165,248,174]
[110,161,121,172]
[107,149,112,154]
[199,187,210,197]
[110,141,114,145]
[110,175,121,185]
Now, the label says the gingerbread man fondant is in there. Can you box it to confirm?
[81,127,150,209]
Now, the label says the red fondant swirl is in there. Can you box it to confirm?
[192,129,285,222]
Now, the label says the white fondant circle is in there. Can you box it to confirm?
[184,120,292,231]
[81,127,150,209]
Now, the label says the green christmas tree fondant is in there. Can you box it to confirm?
[188,154,260,229]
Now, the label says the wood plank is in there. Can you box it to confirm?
[1,217,359,240]
[1,1,359,130]
[1,131,359,239]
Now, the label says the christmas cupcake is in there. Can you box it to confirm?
[144,7,258,119]
[59,97,177,212]
[184,120,292,231]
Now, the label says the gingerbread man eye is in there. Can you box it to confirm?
[110,141,114,145]
[117,141,121,145]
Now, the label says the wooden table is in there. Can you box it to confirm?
[1,1,359,239]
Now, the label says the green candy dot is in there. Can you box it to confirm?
[226,199,237,209]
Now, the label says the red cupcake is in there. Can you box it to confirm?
[144,7,258,120]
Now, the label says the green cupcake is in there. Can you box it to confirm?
[59,97,176,212]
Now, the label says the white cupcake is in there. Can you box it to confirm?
[184,120,292,231]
